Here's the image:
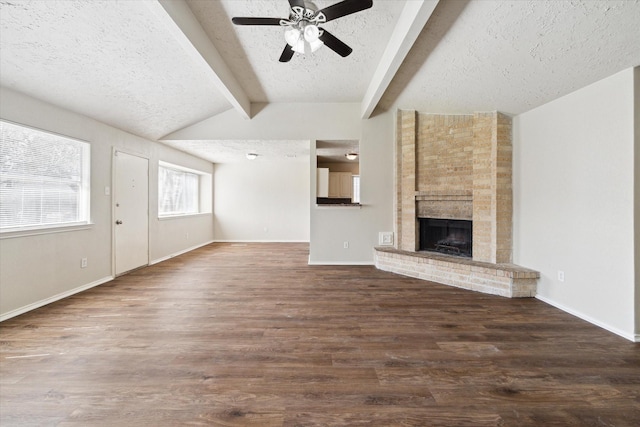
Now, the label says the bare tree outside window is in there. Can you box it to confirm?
[0,121,90,231]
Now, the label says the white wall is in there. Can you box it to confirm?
[635,67,640,337]
[150,145,214,262]
[164,102,362,141]
[166,102,395,264]
[310,110,396,264]
[213,159,310,242]
[513,68,637,340]
[0,88,214,319]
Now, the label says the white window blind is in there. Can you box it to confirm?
[0,120,90,232]
[158,164,199,216]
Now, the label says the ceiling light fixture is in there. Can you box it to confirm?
[345,153,358,160]
[246,153,258,160]
[285,21,324,54]
[231,0,373,63]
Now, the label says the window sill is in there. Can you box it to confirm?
[0,223,93,240]
[158,212,212,221]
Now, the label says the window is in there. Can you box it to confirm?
[158,162,211,217]
[352,175,360,204]
[0,120,90,233]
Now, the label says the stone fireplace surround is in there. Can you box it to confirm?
[374,111,539,298]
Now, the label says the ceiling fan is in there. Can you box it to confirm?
[231,0,373,62]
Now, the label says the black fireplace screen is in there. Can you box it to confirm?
[419,218,472,257]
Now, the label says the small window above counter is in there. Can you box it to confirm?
[316,139,360,205]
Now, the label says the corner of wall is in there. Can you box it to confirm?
[514,67,636,340]
[634,66,640,337]
[397,110,417,251]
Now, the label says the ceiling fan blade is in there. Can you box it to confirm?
[288,0,306,9]
[232,17,283,26]
[279,44,295,62]
[317,0,373,23]
[319,30,353,57]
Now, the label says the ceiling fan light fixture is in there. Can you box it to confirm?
[285,24,323,55]
[308,38,324,53]
[345,153,358,160]
[303,24,319,43]
[303,24,323,52]
[284,27,306,53]
[293,39,306,54]
[246,153,258,160]
[284,27,301,46]
[232,0,373,62]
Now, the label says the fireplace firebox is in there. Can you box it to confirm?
[419,218,472,257]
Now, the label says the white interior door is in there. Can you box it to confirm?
[114,151,149,276]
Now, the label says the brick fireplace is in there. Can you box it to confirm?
[374,111,539,297]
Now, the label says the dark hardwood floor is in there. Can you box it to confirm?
[1,243,638,426]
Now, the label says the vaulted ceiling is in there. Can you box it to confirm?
[1,0,639,163]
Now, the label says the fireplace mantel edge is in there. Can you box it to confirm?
[373,247,539,298]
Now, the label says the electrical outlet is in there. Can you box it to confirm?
[557,270,565,282]
[81,258,88,268]
[343,241,349,249]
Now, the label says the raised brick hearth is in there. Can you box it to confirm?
[374,247,538,298]
[377,110,539,298]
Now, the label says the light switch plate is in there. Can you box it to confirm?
[379,232,394,246]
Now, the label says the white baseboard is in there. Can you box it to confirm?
[0,276,113,322]
[535,294,637,342]
[213,239,310,243]
[150,240,215,265]
[307,259,375,266]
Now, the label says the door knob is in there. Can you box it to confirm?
[116,220,123,225]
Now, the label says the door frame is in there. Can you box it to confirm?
[111,147,150,277]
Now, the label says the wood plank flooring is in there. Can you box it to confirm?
[1,242,639,426]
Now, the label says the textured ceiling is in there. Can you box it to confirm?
[1,0,639,163]
[0,0,230,140]
[316,139,359,164]
[379,0,640,115]
[161,139,311,164]
[160,138,360,164]
[187,0,403,103]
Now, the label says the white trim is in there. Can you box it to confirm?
[0,118,89,144]
[0,223,93,240]
[213,239,310,243]
[158,162,212,217]
[159,160,207,176]
[0,119,92,234]
[307,259,375,266]
[112,148,150,278]
[535,294,637,342]
[157,212,212,221]
[315,204,362,209]
[150,240,215,265]
[0,276,113,322]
